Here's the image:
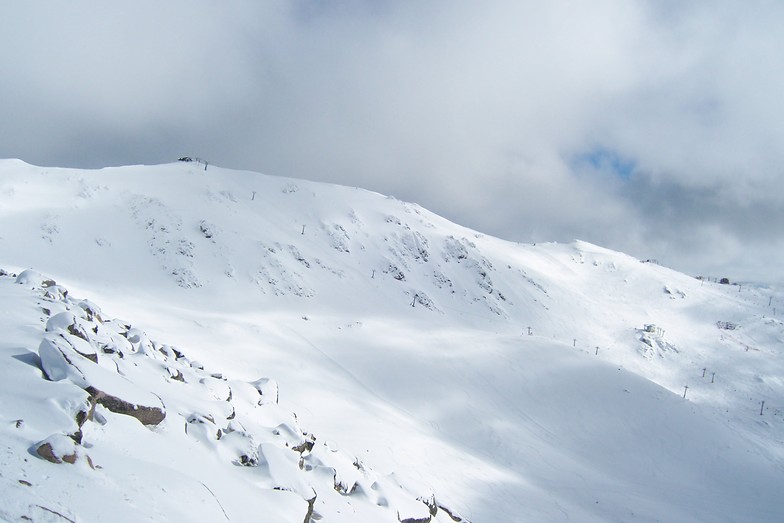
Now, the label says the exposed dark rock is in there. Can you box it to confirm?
[15,269,53,287]
[85,386,166,426]
[70,405,93,445]
[36,441,78,465]
[21,267,455,521]
[100,344,119,355]
[419,495,438,517]
[32,506,76,523]
[333,473,357,495]
[239,454,258,466]
[76,300,103,323]
[397,513,431,523]
[74,398,96,428]
[437,504,470,522]
[39,338,85,382]
[168,368,185,382]
[291,436,315,454]
[303,493,316,523]
[43,285,68,300]
[199,220,214,239]
[66,322,90,342]
[188,413,215,424]
[252,378,279,405]
[36,442,61,463]
[385,264,406,281]
[61,332,98,363]
[45,312,98,362]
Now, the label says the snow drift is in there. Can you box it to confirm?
[0,159,782,522]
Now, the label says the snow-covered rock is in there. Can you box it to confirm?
[0,161,783,522]
[35,433,92,467]
[2,269,441,522]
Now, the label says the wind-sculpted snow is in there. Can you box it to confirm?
[1,160,784,522]
[0,269,462,523]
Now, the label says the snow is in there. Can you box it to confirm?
[0,159,783,522]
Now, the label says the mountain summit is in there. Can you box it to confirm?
[1,160,782,522]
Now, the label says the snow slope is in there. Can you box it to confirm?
[0,159,782,522]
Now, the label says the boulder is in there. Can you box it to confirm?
[76,299,104,322]
[216,430,258,466]
[86,386,166,426]
[39,336,88,383]
[14,269,56,288]
[44,313,98,362]
[39,337,166,426]
[124,327,155,355]
[251,377,279,405]
[35,434,79,465]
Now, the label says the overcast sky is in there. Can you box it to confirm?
[2,1,783,283]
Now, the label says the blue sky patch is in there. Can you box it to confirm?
[574,147,636,180]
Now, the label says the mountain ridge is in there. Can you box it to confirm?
[1,159,783,522]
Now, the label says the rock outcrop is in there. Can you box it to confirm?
[9,269,458,523]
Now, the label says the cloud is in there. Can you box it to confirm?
[1,1,783,281]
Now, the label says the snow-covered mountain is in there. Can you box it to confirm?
[1,159,782,522]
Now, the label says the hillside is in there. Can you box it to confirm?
[1,159,782,522]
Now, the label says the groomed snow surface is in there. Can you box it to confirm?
[0,159,782,522]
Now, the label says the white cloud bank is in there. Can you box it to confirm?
[1,0,783,282]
